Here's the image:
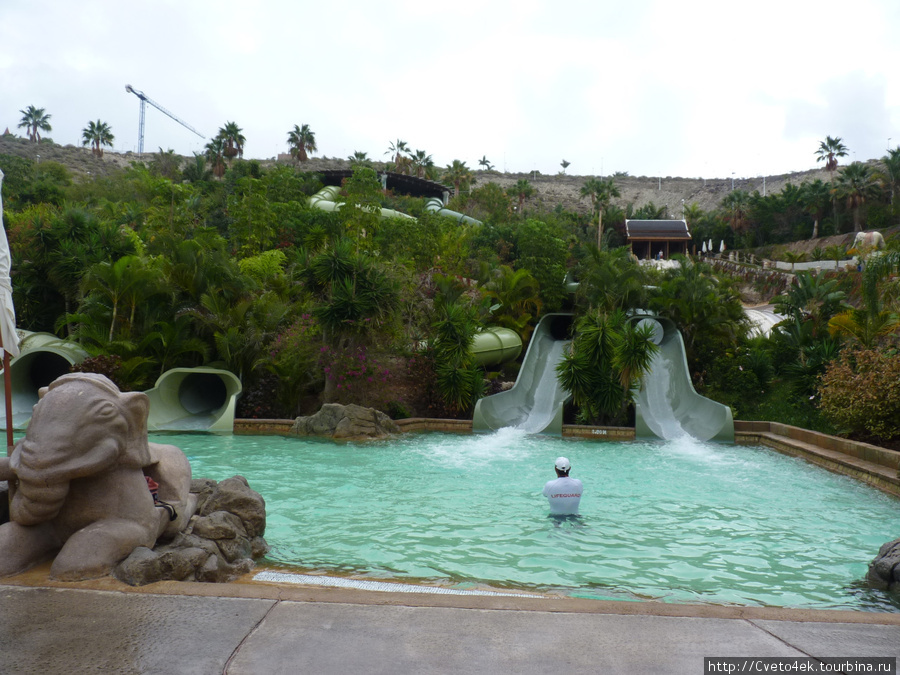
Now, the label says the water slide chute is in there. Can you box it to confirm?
[144,367,242,432]
[423,198,482,226]
[472,313,573,435]
[308,186,416,221]
[0,332,88,430]
[632,315,734,442]
[471,327,522,366]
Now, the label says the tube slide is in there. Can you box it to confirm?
[424,198,482,226]
[0,332,88,430]
[308,186,416,221]
[471,327,522,366]
[632,316,734,442]
[144,367,242,432]
[472,313,573,435]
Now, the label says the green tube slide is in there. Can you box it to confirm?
[471,327,522,366]
[0,333,242,433]
[472,313,573,435]
[423,198,482,226]
[144,367,242,432]
[0,332,88,430]
[632,315,734,442]
[308,186,416,221]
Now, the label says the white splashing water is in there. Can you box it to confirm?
[641,351,687,440]
[515,339,569,434]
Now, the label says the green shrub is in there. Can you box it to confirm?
[818,348,900,442]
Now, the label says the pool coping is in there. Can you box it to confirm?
[234,418,900,498]
[3,563,900,625]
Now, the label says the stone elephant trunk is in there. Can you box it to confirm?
[0,373,197,580]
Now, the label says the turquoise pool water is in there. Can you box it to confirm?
[158,428,900,611]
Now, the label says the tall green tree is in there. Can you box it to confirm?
[815,135,848,230]
[556,309,658,425]
[386,139,408,165]
[835,162,881,232]
[218,121,245,158]
[507,179,535,214]
[444,160,475,197]
[800,179,831,239]
[877,146,900,208]
[18,105,52,142]
[81,120,115,157]
[580,177,620,247]
[287,124,317,162]
[204,136,226,177]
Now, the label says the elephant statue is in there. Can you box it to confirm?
[852,231,886,259]
[0,373,197,580]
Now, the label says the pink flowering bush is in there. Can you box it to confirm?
[319,344,395,409]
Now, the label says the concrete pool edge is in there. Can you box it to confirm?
[2,563,899,625]
[233,418,900,497]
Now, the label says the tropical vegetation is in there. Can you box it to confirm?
[0,123,899,447]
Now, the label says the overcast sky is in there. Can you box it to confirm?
[2,0,899,180]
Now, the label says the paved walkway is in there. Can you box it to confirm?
[2,572,899,674]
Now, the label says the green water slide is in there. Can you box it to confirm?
[632,315,734,442]
[0,332,88,430]
[308,186,416,221]
[472,313,573,435]
[144,367,242,432]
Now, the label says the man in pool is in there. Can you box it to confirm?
[543,456,583,515]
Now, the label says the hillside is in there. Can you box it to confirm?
[1,134,844,218]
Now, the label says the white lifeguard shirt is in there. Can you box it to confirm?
[542,476,584,515]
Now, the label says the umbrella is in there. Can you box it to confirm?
[0,169,19,452]
[702,241,707,253]
[720,240,726,253]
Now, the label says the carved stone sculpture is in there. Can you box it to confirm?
[0,373,196,580]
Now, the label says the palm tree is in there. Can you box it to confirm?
[815,135,848,229]
[580,177,621,247]
[800,179,831,239]
[877,146,900,208]
[507,179,535,214]
[348,150,370,167]
[18,105,52,142]
[560,159,571,174]
[721,189,751,234]
[835,162,881,232]
[287,123,317,162]
[478,155,494,171]
[385,139,408,166]
[410,149,434,179]
[782,251,807,272]
[444,159,475,197]
[80,120,115,157]
[481,266,542,343]
[218,121,245,158]
[204,136,227,177]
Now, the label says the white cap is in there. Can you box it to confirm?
[555,457,571,472]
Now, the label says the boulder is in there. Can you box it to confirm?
[867,538,900,591]
[291,403,400,440]
[113,475,268,586]
[200,476,266,538]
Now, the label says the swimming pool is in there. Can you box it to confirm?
[161,428,900,611]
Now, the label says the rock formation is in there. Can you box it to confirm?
[867,537,900,592]
[115,475,268,586]
[291,403,400,440]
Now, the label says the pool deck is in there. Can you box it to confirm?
[2,566,899,674]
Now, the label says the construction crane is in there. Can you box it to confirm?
[125,84,205,154]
